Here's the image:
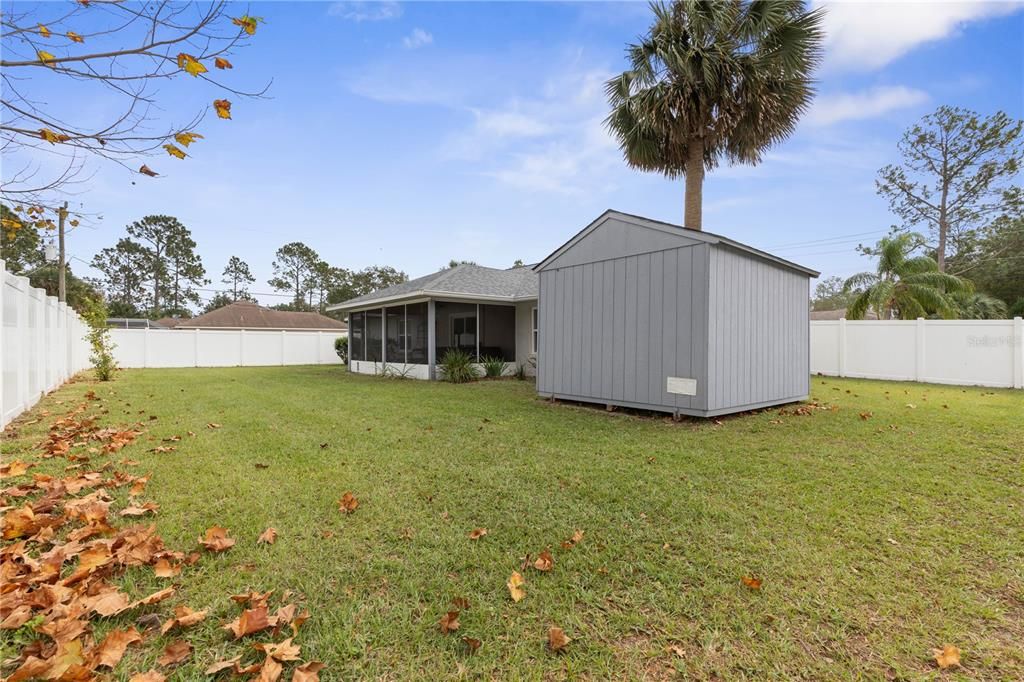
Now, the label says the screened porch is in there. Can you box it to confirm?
[347,300,521,379]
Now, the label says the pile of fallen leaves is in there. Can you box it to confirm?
[0,394,322,681]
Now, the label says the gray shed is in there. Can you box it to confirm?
[533,210,819,417]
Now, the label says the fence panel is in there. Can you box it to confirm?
[108,328,345,368]
[1,259,91,427]
[811,318,1023,389]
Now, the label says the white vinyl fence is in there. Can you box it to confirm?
[107,328,346,368]
[2,259,91,428]
[811,318,1024,389]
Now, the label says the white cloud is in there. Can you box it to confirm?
[816,0,1022,71]
[806,85,929,126]
[402,28,433,49]
[328,1,403,22]
[471,109,551,138]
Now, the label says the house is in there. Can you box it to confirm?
[809,308,878,320]
[328,210,818,417]
[176,301,347,332]
[327,264,537,379]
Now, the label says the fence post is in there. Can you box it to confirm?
[1014,317,1023,390]
[915,317,926,383]
[193,328,200,367]
[837,318,847,378]
[143,327,150,368]
[239,329,245,366]
[318,332,324,364]
[280,330,286,366]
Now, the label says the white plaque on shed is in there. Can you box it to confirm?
[666,377,697,395]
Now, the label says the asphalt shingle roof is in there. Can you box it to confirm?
[332,264,537,310]
[178,301,347,330]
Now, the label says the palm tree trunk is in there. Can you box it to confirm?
[684,138,704,230]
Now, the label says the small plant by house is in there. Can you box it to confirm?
[439,349,478,383]
[334,336,348,363]
[481,355,505,378]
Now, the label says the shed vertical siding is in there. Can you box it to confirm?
[538,243,710,414]
[706,246,810,412]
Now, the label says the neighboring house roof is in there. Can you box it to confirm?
[327,264,537,312]
[534,209,820,277]
[177,301,347,330]
[155,317,187,329]
[809,308,878,320]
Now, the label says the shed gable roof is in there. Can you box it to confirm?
[534,210,819,277]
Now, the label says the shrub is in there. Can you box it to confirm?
[335,336,348,363]
[439,349,478,383]
[1010,297,1024,318]
[481,355,505,378]
[514,363,527,380]
[80,297,117,381]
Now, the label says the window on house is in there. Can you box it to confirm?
[365,308,383,362]
[406,302,427,364]
[386,306,406,364]
[349,311,364,362]
[531,306,538,354]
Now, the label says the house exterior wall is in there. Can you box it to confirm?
[537,243,711,415]
[705,246,811,413]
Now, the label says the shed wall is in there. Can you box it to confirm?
[538,243,710,414]
[706,246,811,412]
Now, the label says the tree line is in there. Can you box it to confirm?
[810,106,1022,319]
[0,208,408,320]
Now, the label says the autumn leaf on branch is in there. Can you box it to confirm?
[175,53,208,77]
[162,144,186,160]
[139,165,158,177]
[215,57,233,69]
[213,99,232,119]
[39,128,70,144]
[38,24,51,38]
[232,15,263,35]
[174,132,203,147]
[36,50,56,65]
[67,31,84,43]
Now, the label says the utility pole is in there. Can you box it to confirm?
[57,201,67,302]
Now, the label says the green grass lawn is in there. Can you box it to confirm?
[3,367,1022,680]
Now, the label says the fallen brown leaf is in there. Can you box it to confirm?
[92,627,142,668]
[258,527,278,544]
[198,525,235,551]
[291,661,325,681]
[157,639,192,666]
[507,571,526,602]
[338,492,359,514]
[468,527,487,540]
[740,575,762,590]
[548,626,570,652]
[933,644,961,669]
[533,549,554,572]
[439,610,460,634]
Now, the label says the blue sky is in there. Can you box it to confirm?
[14,1,1024,306]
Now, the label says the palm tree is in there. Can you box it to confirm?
[605,0,824,230]
[843,233,971,320]
[952,292,1008,320]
